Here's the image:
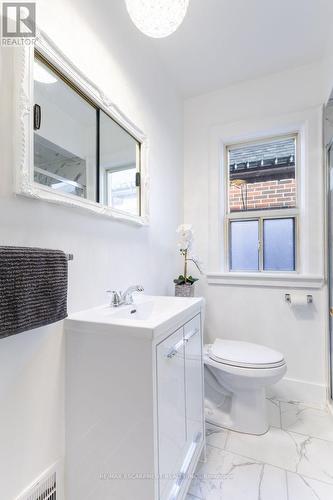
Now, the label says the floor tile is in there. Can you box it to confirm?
[287,471,333,500]
[292,433,333,484]
[225,427,301,472]
[260,464,288,500]
[281,401,333,441]
[189,446,288,500]
[188,445,226,499]
[191,402,333,499]
[225,426,333,484]
[205,424,229,449]
[267,397,281,428]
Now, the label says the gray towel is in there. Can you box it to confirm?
[0,246,68,339]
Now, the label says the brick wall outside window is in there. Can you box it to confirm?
[229,178,296,212]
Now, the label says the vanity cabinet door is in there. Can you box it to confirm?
[157,327,187,500]
[184,314,204,450]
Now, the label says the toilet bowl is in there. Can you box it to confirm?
[204,339,287,435]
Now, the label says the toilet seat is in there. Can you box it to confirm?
[208,339,285,369]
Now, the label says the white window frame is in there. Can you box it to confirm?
[225,133,300,274]
[206,109,325,289]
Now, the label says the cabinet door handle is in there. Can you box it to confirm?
[168,432,203,500]
[184,327,199,343]
[165,339,184,359]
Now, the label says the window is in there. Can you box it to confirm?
[229,217,296,272]
[226,135,298,272]
[104,168,138,213]
[33,52,142,217]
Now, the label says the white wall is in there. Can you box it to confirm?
[324,57,333,105]
[0,1,183,498]
[184,62,329,407]
[322,29,333,104]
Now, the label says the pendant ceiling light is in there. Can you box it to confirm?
[125,0,190,38]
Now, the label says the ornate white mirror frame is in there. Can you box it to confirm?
[14,31,150,225]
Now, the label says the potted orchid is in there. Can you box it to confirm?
[174,224,203,297]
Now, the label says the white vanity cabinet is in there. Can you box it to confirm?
[65,296,205,500]
[157,315,204,500]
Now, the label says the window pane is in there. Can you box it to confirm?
[230,220,259,271]
[99,110,140,216]
[33,57,97,201]
[263,218,295,271]
[228,137,296,212]
[106,168,137,213]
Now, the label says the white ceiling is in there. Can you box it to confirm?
[146,0,333,98]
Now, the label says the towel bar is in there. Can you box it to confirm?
[66,253,74,261]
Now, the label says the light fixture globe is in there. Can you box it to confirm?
[125,0,189,38]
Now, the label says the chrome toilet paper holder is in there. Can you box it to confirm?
[285,293,313,304]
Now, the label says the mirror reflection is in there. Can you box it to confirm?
[33,54,141,216]
[100,110,140,215]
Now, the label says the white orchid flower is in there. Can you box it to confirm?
[174,223,203,292]
[176,224,194,251]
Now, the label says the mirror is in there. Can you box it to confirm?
[100,110,141,215]
[33,53,141,217]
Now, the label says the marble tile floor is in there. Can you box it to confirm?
[187,399,333,500]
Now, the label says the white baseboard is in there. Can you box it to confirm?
[267,377,328,409]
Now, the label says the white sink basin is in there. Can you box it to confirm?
[109,300,155,321]
[66,295,204,338]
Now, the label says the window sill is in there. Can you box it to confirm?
[206,272,325,289]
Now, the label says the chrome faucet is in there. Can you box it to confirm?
[122,285,144,305]
[107,285,144,307]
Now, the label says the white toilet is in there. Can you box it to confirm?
[204,339,287,435]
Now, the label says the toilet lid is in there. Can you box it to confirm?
[209,339,285,369]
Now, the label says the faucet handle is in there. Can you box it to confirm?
[106,290,122,307]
